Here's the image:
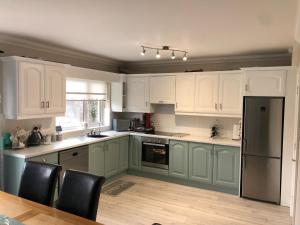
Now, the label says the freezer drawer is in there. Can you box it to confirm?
[241,155,281,204]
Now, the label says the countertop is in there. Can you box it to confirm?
[3,131,241,159]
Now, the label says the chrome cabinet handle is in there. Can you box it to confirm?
[220,103,223,110]
[42,158,46,163]
[176,102,178,109]
[46,101,50,108]
[41,102,45,108]
[245,84,249,91]
[215,103,218,110]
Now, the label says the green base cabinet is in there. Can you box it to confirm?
[189,143,213,184]
[105,139,120,177]
[213,145,240,189]
[129,135,142,170]
[169,141,188,179]
[89,142,105,176]
[119,136,129,172]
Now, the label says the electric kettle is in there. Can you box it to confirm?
[27,127,43,147]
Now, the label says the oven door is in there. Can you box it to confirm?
[142,142,169,170]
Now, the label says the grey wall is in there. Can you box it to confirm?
[121,53,292,74]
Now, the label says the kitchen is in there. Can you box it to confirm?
[0,1,300,225]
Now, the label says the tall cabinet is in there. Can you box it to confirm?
[1,56,66,119]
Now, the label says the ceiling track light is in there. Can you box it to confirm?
[156,49,160,59]
[141,46,146,56]
[140,45,188,61]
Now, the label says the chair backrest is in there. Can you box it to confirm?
[56,169,106,221]
[19,161,61,206]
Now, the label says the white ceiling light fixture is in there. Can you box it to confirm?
[140,45,188,61]
[182,52,188,61]
[156,49,160,59]
[141,46,146,56]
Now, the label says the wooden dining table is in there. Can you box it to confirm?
[0,191,104,225]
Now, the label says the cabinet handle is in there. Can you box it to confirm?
[41,102,45,108]
[176,102,178,109]
[146,101,148,107]
[46,101,50,108]
[245,84,249,91]
[220,103,223,110]
[215,103,218,110]
[42,158,46,163]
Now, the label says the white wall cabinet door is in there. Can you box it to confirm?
[219,72,243,115]
[44,65,66,114]
[194,73,219,113]
[126,76,150,112]
[18,62,45,115]
[150,76,175,104]
[175,74,195,112]
[244,70,286,96]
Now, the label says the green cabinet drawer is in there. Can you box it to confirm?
[189,142,213,184]
[89,142,105,176]
[213,145,240,189]
[129,135,142,170]
[27,152,58,164]
[169,140,189,179]
[119,136,129,172]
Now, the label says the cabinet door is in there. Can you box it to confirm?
[175,75,195,112]
[119,136,129,172]
[219,73,243,115]
[244,70,286,96]
[169,141,188,179]
[126,76,150,112]
[44,65,66,114]
[129,135,142,170]
[213,145,240,189]
[150,76,175,104]
[105,140,120,178]
[19,62,45,115]
[89,143,105,176]
[194,73,219,113]
[189,143,213,184]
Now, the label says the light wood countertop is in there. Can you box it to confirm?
[0,191,104,225]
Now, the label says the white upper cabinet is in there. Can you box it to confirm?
[150,76,175,104]
[126,76,150,113]
[194,73,219,113]
[1,56,66,119]
[111,75,126,112]
[243,69,287,96]
[44,65,66,114]
[219,72,243,115]
[175,74,195,112]
[18,62,45,116]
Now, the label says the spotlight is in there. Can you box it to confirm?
[182,52,188,61]
[141,47,146,56]
[171,51,176,59]
[156,49,160,59]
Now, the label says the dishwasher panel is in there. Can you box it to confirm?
[59,145,89,185]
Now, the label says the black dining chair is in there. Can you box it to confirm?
[56,169,106,221]
[18,161,61,206]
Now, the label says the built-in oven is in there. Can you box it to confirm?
[142,137,169,170]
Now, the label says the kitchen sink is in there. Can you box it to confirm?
[87,134,109,138]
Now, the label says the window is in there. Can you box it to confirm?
[56,78,110,131]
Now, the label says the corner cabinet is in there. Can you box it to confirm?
[189,143,213,184]
[213,145,240,189]
[119,136,129,172]
[169,141,189,179]
[126,76,150,113]
[129,135,142,170]
[243,68,287,96]
[1,56,66,119]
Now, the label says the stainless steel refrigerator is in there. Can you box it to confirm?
[241,97,284,204]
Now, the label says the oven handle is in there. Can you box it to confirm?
[143,142,167,147]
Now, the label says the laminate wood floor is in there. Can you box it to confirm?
[97,175,291,225]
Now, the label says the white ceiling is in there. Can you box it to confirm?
[0,0,297,62]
